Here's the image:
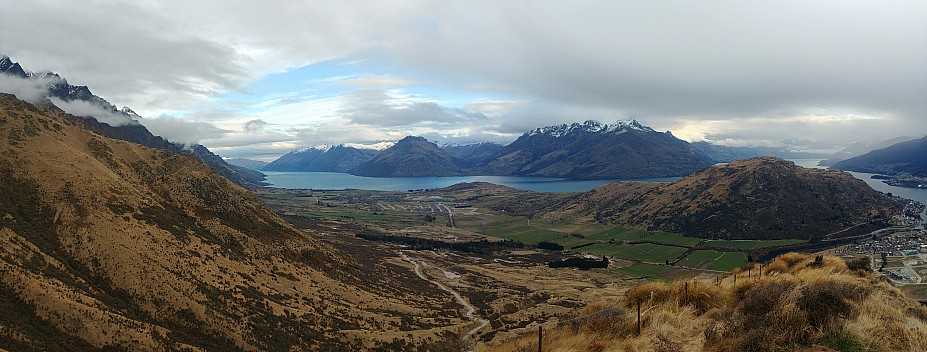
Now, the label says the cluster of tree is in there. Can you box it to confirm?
[355,232,524,255]
[548,256,609,270]
[537,241,564,250]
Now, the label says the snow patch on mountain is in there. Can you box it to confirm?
[527,119,655,137]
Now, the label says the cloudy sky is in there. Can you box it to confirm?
[1,0,925,160]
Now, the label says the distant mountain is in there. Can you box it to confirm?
[507,157,909,240]
[225,157,268,170]
[442,142,504,165]
[832,135,927,177]
[690,142,827,163]
[0,55,264,187]
[351,136,471,177]
[263,144,379,172]
[819,136,917,167]
[476,119,714,179]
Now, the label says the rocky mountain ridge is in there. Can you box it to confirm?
[0,55,264,187]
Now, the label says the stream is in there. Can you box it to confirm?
[400,252,490,340]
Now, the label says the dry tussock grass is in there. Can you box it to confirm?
[482,253,927,352]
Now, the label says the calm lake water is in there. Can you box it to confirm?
[262,159,927,220]
[262,171,679,193]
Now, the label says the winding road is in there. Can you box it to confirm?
[400,252,489,340]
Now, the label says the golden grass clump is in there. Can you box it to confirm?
[482,253,927,352]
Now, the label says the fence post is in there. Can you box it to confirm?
[684,281,689,303]
[538,325,542,352]
[733,274,737,286]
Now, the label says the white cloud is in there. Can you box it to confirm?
[50,98,137,127]
[0,73,54,103]
[332,75,420,89]
[139,115,230,146]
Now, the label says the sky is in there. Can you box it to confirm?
[1,0,925,161]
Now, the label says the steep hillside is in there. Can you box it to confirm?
[1,56,264,188]
[263,145,378,172]
[832,135,927,177]
[443,142,504,165]
[520,158,910,240]
[488,253,927,351]
[477,120,713,179]
[351,136,471,177]
[818,136,915,167]
[0,94,467,351]
[225,157,268,170]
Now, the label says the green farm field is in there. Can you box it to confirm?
[704,239,805,249]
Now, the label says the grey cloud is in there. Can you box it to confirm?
[49,98,137,127]
[1,73,140,127]
[243,119,268,133]
[342,89,489,127]
[201,131,294,149]
[139,115,230,146]
[0,73,55,103]
[5,1,925,151]
[382,1,927,133]
[1,1,251,114]
[0,0,416,115]
[292,124,406,146]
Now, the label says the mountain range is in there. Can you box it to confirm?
[832,135,927,177]
[279,119,717,179]
[474,119,714,179]
[225,157,268,170]
[262,144,379,173]
[818,136,916,167]
[442,142,504,165]
[0,56,264,188]
[350,136,472,177]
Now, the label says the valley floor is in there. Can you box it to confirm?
[257,183,927,350]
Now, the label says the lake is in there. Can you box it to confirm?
[263,160,927,220]
[262,171,680,193]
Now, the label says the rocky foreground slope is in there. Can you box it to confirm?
[0,94,466,351]
[488,253,927,351]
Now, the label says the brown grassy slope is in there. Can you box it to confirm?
[525,158,908,240]
[486,253,927,352]
[0,94,463,351]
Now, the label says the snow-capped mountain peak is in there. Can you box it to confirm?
[297,144,334,153]
[344,141,395,151]
[527,118,654,137]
